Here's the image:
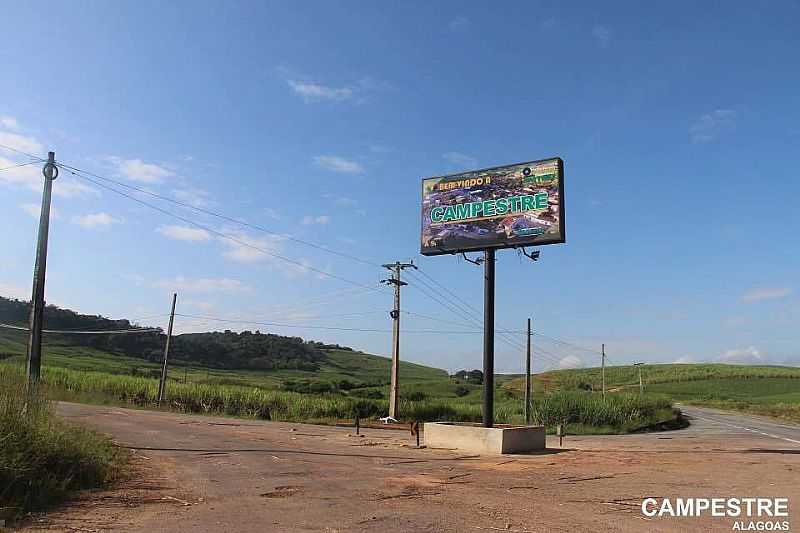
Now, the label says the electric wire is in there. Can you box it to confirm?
[56,160,383,269]
[65,168,378,291]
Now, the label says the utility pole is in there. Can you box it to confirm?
[601,343,606,399]
[633,362,644,395]
[381,261,417,419]
[157,293,177,406]
[26,151,58,385]
[524,317,532,425]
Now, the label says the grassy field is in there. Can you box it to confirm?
[507,363,800,423]
[0,371,126,523]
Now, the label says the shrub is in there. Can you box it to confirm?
[0,369,126,522]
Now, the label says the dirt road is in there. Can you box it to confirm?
[21,403,800,532]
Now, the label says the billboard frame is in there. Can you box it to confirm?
[420,156,565,256]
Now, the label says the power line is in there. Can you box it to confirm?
[0,160,40,172]
[65,168,378,291]
[56,160,383,269]
[0,323,160,335]
[172,313,489,334]
[0,142,46,161]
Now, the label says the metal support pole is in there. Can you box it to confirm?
[26,151,58,385]
[157,293,177,405]
[524,317,532,425]
[483,248,495,428]
[633,362,644,396]
[601,343,606,399]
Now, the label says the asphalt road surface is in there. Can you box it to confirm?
[20,402,800,533]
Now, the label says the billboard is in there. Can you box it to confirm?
[420,157,564,255]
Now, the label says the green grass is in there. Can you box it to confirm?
[0,371,126,523]
[507,363,800,424]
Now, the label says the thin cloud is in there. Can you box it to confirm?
[287,80,354,103]
[0,281,28,300]
[449,16,469,32]
[557,355,583,369]
[314,155,364,174]
[690,109,736,143]
[591,25,612,47]
[0,116,19,130]
[20,203,60,220]
[717,346,763,365]
[157,224,211,242]
[302,215,331,225]
[172,187,212,208]
[219,229,284,264]
[152,276,250,293]
[323,193,358,207]
[114,158,173,184]
[443,152,477,169]
[742,287,792,303]
[0,130,43,156]
[71,212,122,228]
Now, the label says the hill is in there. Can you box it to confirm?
[0,296,447,387]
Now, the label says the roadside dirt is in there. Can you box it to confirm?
[18,403,800,532]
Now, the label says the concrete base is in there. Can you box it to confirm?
[423,422,546,455]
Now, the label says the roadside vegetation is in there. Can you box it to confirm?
[0,371,126,524]
[508,363,800,424]
[0,363,674,433]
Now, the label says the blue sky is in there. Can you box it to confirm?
[1,1,798,373]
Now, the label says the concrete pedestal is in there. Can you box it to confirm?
[423,422,546,455]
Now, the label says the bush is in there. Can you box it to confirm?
[454,385,470,397]
[0,370,126,522]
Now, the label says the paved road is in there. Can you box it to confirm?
[679,404,800,446]
[20,402,800,533]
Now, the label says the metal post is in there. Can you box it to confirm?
[524,317,532,425]
[483,248,495,428]
[601,343,606,399]
[26,151,58,385]
[389,267,401,418]
[157,293,177,405]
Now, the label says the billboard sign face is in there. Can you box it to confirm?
[420,157,565,255]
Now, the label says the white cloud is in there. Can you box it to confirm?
[742,287,792,303]
[157,224,211,242]
[302,215,331,225]
[557,355,583,369]
[172,187,212,208]
[718,346,763,365]
[0,281,28,300]
[449,16,469,31]
[673,355,696,364]
[0,116,19,130]
[323,193,358,208]
[71,212,122,228]
[219,230,284,264]
[443,152,477,169]
[264,208,281,220]
[0,131,43,156]
[690,109,736,143]
[1,157,99,199]
[183,299,214,312]
[314,155,364,174]
[287,80,354,103]
[20,203,60,220]
[152,276,250,293]
[116,158,173,184]
[591,25,612,47]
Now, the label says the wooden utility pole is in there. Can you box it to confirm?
[157,293,177,406]
[381,261,416,419]
[26,151,58,385]
[601,343,606,399]
[524,317,532,425]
